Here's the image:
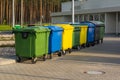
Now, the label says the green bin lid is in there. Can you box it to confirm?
[13,25,21,29]
[71,24,81,27]
[13,26,50,32]
[70,24,81,31]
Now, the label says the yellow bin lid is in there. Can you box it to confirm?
[55,24,74,30]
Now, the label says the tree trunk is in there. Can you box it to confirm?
[40,0,42,24]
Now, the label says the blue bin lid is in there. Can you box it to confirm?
[80,21,95,27]
[45,25,63,31]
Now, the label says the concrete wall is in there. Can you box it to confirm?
[82,0,120,9]
[62,1,81,12]
[105,13,116,34]
[118,13,120,34]
[52,1,120,35]
[52,16,72,23]
[52,12,117,34]
[52,16,65,23]
[62,0,120,12]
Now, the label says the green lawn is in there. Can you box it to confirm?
[0,25,12,31]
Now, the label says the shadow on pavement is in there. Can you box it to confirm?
[58,37,120,64]
[80,39,120,55]
[58,55,120,64]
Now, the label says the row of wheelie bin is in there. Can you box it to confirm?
[80,21,105,46]
[13,21,105,63]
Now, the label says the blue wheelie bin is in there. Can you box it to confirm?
[45,25,63,58]
[80,21,95,47]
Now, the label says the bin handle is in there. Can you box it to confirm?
[21,32,29,39]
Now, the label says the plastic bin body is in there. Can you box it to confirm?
[80,25,88,45]
[80,22,95,43]
[100,27,105,40]
[14,27,50,58]
[94,27,100,41]
[90,21,105,41]
[87,27,95,43]
[87,23,95,43]
[45,26,63,54]
[56,24,74,50]
[71,24,81,47]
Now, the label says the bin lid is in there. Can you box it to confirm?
[13,25,21,29]
[45,25,63,31]
[72,24,88,28]
[89,21,104,27]
[55,24,74,30]
[13,26,50,32]
[70,24,81,30]
[70,24,81,27]
[80,21,95,27]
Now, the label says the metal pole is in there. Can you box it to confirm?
[72,0,75,24]
[40,0,42,25]
[12,0,15,27]
[116,12,119,35]
[21,0,23,27]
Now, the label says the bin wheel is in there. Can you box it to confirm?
[43,54,46,61]
[77,46,81,50]
[68,49,72,53]
[58,51,62,57]
[82,44,85,48]
[62,50,66,55]
[97,40,100,44]
[86,43,90,47]
[101,39,103,43]
[91,43,95,46]
[31,57,37,64]
[16,56,22,62]
[49,54,52,59]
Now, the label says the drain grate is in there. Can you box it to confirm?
[84,70,105,75]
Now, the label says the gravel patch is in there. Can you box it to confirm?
[0,47,15,57]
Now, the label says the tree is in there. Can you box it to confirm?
[0,0,71,25]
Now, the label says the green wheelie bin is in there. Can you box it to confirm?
[90,21,105,43]
[13,26,50,63]
[13,25,21,30]
[71,24,81,50]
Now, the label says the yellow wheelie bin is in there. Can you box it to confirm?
[55,24,74,55]
[80,24,88,47]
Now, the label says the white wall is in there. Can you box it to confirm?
[105,13,116,34]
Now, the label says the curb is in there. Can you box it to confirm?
[0,56,16,66]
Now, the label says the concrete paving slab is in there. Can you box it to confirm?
[0,57,16,65]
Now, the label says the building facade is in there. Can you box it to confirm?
[51,0,120,35]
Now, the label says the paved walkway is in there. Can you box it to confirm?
[0,37,120,80]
